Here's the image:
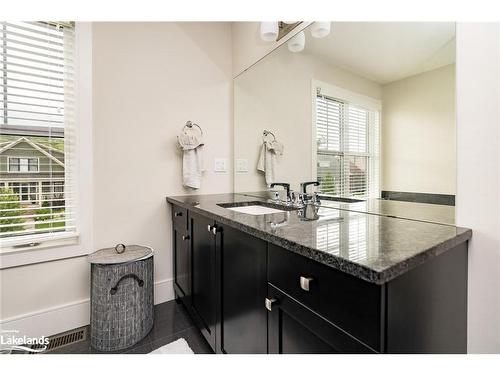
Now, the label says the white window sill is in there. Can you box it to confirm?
[0,232,79,253]
[0,232,85,269]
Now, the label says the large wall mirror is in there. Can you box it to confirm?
[234,22,456,207]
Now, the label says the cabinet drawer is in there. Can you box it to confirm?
[267,284,375,353]
[268,244,383,351]
[171,205,187,231]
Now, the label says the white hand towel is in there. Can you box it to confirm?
[257,140,282,185]
[268,140,284,155]
[178,127,205,189]
[182,144,204,189]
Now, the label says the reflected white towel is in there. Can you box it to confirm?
[182,145,204,189]
[257,140,283,185]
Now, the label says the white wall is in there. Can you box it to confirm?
[92,22,233,290]
[0,257,91,338]
[381,64,456,195]
[456,23,500,354]
[0,22,233,338]
[234,44,381,193]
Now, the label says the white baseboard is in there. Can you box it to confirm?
[0,278,173,339]
[154,278,175,305]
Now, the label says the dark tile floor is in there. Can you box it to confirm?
[48,300,213,354]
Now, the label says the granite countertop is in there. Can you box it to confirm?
[238,191,455,225]
[166,193,471,285]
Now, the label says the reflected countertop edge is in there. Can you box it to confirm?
[166,193,471,285]
[238,191,456,226]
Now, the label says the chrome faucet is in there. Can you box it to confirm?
[300,181,321,204]
[270,183,291,203]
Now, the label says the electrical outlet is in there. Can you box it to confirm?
[235,158,248,173]
[214,158,228,173]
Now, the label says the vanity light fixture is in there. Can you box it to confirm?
[260,22,303,42]
[260,22,279,42]
[287,31,305,52]
[311,22,331,38]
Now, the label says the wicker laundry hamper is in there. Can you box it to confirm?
[88,244,154,351]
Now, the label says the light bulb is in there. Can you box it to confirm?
[287,31,305,52]
[260,22,279,42]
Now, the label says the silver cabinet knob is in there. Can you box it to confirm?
[300,276,314,291]
[211,225,218,235]
[207,224,212,232]
[174,211,183,217]
[265,298,278,311]
[182,235,190,241]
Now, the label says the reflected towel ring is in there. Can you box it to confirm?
[184,121,203,136]
[263,130,276,141]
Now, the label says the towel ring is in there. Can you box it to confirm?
[263,130,276,141]
[184,121,203,136]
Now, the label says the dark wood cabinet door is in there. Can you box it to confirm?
[268,244,383,351]
[172,205,190,303]
[267,285,375,354]
[190,212,217,350]
[173,226,190,297]
[216,224,267,354]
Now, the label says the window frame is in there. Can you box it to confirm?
[311,79,381,200]
[0,22,93,269]
[1,21,75,243]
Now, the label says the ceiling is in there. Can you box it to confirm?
[303,22,456,84]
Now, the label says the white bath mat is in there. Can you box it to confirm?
[149,338,194,354]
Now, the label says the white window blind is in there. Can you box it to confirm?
[0,21,76,245]
[316,93,380,199]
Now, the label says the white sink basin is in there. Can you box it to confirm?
[225,205,286,215]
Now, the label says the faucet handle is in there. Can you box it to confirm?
[301,181,320,194]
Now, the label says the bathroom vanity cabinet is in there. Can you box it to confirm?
[169,197,469,354]
[172,208,268,354]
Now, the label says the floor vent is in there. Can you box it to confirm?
[30,326,87,354]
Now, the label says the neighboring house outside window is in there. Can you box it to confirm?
[1,137,65,205]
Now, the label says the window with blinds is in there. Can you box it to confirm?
[0,21,76,245]
[316,93,380,199]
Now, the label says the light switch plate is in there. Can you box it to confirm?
[235,158,248,173]
[214,158,228,173]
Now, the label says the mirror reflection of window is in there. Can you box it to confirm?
[316,212,341,255]
[315,91,380,199]
[347,213,368,262]
[315,210,368,263]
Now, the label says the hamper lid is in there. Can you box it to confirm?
[88,244,153,264]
